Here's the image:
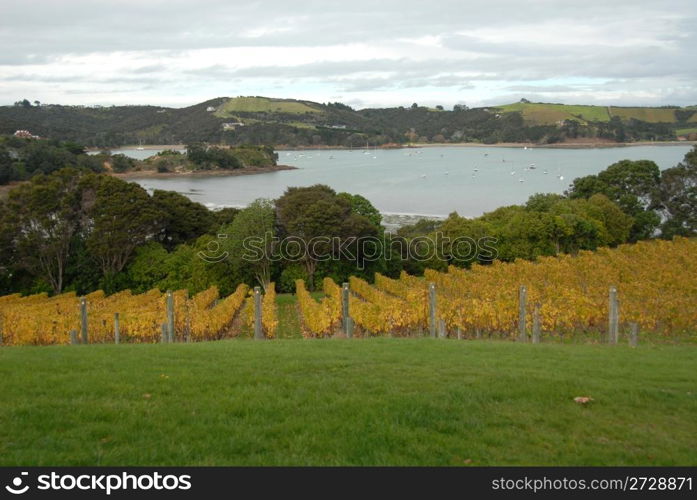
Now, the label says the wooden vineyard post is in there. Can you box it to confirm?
[532,304,541,344]
[475,328,481,340]
[629,322,639,348]
[608,286,619,344]
[518,285,527,342]
[428,283,437,338]
[438,319,446,339]
[80,297,88,344]
[456,326,462,340]
[254,286,263,340]
[69,329,78,345]
[114,312,120,344]
[342,282,353,338]
[166,290,175,343]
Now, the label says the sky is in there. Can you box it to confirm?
[1,0,696,109]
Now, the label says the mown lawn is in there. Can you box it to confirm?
[0,339,695,466]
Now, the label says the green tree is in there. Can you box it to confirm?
[220,199,276,290]
[152,190,216,250]
[657,146,697,237]
[337,192,382,227]
[80,175,164,278]
[126,241,171,293]
[567,159,661,241]
[275,185,378,289]
[1,168,82,293]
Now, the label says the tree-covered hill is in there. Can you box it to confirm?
[1,96,695,148]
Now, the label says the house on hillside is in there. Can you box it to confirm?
[222,122,245,131]
[13,129,39,139]
[206,106,216,112]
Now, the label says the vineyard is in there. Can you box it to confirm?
[0,283,278,345]
[1,238,696,346]
[295,238,697,341]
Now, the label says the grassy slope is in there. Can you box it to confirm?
[496,102,611,124]
[214,97,323,118]
[609,107,677,122]
[1,339,695,466]
[496,102,688,125]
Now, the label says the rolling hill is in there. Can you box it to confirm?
[1,96,695,148]
[492,101,694,126]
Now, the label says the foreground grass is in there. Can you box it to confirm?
[0,339,695,466]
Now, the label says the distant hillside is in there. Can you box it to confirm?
[494,101,696,126]
[1,96,695,148]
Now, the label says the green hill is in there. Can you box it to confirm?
[494,101,694,125]
[1,97,695,148]
[214,96,324,116]
[495,102,611,124]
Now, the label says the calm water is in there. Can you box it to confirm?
[119,145,692,218]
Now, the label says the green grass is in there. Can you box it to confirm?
[1,339,695,466]
[496,102,689,125]
[676,127,697,136]
[495,102,610,124]
[214,97,323,118]
[609,107,677,123]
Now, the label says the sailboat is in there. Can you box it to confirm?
[136,139,144,151]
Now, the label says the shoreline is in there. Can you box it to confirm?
[273,139,696,150]
[94,140,696,153]
[410,140,697,150]
[111,164,296,179]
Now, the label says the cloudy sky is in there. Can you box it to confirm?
[1,0,695,109]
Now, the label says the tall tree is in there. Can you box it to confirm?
[657,146,697,237]
[220,199,276,291]
[567,159,661,241]
[275,185,378,289]
[1,168,82,293]
[79,174,164,277]
[152,189,216,249]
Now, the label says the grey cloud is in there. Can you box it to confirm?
[505,85,583,93]
[1,0,696,107]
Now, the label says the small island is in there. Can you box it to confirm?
[0,135,295,189]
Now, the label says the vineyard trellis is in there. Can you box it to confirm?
[294,238,696,341]
[0,283,276,345]
[1,238,695,345]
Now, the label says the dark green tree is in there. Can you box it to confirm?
[79,174,164,278]
[657,146,697,237]
[219,198,276,291]
[152,190,216,250]
[1,168,82,292]
[567,159,661,240]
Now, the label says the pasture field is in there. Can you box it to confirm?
[495,102,689,125]
[608,107,678,123]
[214,96,323,117]
[495,102,611,124]
[0,339,695,466]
